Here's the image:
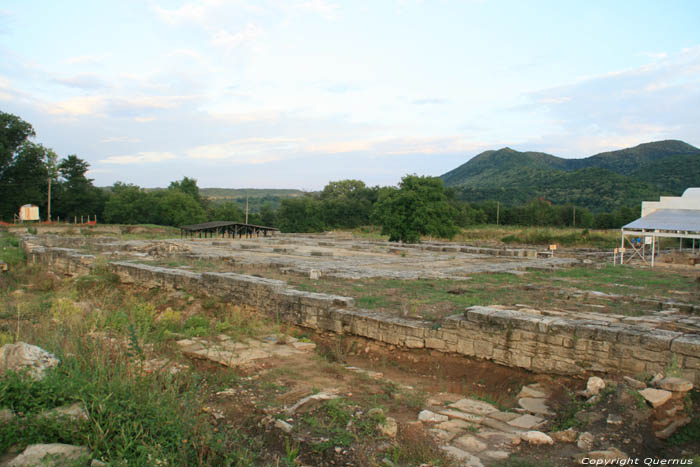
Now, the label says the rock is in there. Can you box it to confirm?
[507,414,545,430]
[436,419,475,432]
[577,432,595,450]
[454,434,487,453]
[274,419,293,433]
[0,408,15,423]
[449,398,498,416]
[429,428,456,442]
[650,373,664,386]
[574,448,628,464]
[517,397,553,416]
[478,430,522,446]
[7,443,90,466]
[368,407,384,417]
[623,376,646,390]
[586,376,606,396]
[439,446,484,467]
[285,390,339,415]
[488,411,520,423]
[0,342,60,380]
[480,417,525,434]
[658,377,693,393]
[91,460,107,466]
[438,409,484,424]
[40,402,89,422]
[291,341,316,351]
[516,384,546,399]
[483,450,510,460]
[418,410,448,423]
[379,417,398,438]
[655,416,691,439]
[639,388,672,408]
[521,431,554,445]
[551,428,578,443]
[606,414,623,426]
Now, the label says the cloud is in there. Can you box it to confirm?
[411,98,447,105]
[65,55,103,65]
[518,46,700,155]
[210,24,263,50]
[44,94,200,118]
[100,151,177,164]
[54,73,108,89]
[100,136,142,143]
[187,137,305,163]
[293,0,339,19]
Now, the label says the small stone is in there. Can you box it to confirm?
[658,377,693,393]
[449,398,498,416]
[518,397,553,416]
[368,408,384,417]
[418,410,448,423]
[516,384,546,399]
[488,411,520,423]
[0,342,60,380]
[650,373,664,386]
[639,388,672,408]
[436,419,474,432]
[606,414,623,426]
[379,417,398,438]
[454,434,487,452]
[91,460,107,466]
[655,417,691,439]
[429,428,456,442]
[439,409,484,424]
[285,390,339,415]
[40,402,89,422]
[577,432,595,450]
[439,446,484,467]
[291,341,316,351]
[507,414,545,430]
[483,450,510,460]
[586,376,606,396]
[551,428,578,443]
[7,444,90,466]
[623,376,646,390]
[521,431,554,445]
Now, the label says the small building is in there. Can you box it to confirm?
[621,188,700,266]
[19,204,40,222]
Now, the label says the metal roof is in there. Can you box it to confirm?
[622,209,700,232]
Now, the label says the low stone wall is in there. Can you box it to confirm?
[22,237,700,384]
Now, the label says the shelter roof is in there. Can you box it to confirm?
[622,209,700,232]
[179,221,279,231]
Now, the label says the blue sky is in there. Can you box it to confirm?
[1,0,699,189]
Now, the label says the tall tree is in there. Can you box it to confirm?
[371,175,459,243]
[53,155,105,220]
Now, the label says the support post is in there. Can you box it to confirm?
[651,236,656,268]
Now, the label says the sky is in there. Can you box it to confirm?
[1,0,699,190]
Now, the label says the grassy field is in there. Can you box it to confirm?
[0,232,455,466]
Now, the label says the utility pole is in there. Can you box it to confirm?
[573,206,576,227]
[496,202,500,225]
[46,150,57,222]
[245,194,249,224]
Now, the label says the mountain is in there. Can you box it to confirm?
[441,140,700,212]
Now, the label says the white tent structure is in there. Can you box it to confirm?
[620,188,700,266]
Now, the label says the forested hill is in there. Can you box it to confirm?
[440,140,700,211]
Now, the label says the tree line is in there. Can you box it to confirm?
[1,111,640,242]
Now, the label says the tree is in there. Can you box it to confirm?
[207,202,245,222]
[169,177,206,209]
[371,175,459,243]
[151,190,206,226]
[277,197,325,233]
[319,179,377,229]
[53,155,105,220]
[103,183,151,224]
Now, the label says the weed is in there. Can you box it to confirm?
[551,391,588,431]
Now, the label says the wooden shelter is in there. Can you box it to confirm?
[179,221,279,239]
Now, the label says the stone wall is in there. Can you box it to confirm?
[22,237,700,384]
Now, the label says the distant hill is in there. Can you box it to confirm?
[199,188,306,200]
[199,188,307,212]
[441,140,700,211]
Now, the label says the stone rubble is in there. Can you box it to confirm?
[0,342,60,380]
